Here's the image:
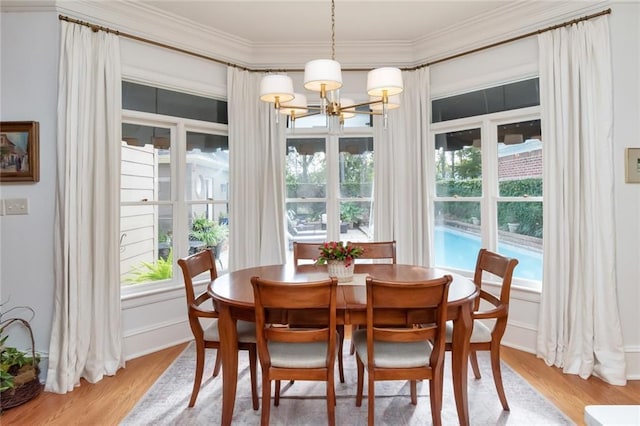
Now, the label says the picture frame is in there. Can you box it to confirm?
[625,147,640,184]
[0,121,39,183]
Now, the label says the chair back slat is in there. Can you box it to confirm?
[292,242,323,266]
[473,248,519,305]
[349,240,396,264]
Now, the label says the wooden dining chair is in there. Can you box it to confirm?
[347,240,397,356]
[251,276,339,426]
[177,249,259,409]
[291,242,346,384]
[292,241,322,266]
[353,275,452,426]
[445,248,518,411]
[348,240,397,264]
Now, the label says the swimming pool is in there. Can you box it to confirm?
[434,226,542,281]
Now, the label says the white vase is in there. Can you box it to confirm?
[327,260,355,283]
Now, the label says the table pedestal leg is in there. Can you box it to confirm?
[218,304,238,426]
[452,302,473,426]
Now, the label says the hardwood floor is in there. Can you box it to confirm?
[2,343,638,425]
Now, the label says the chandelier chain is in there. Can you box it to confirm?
[331,0,336,60]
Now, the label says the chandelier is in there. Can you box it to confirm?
[259,0,403,129]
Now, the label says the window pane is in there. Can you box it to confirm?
[188,204,229,273]
[286,138,326,198]
[434,201,482,271]
[435,129,482,197]
[184,130,229,271]
[286,201,327,249]
[497,201,543,281]
[338,137,373,198]
[122,81,227,124]
[122,124,171,202]
[120,204,173,285]
[432,78,540,123]
[185,131,229,202]
[339,201,373,243]
[498,119,542,197]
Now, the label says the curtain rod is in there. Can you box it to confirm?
[59,7,611,73]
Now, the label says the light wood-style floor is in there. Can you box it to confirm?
[2,343,639,425]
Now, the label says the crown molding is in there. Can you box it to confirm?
[49,0,254,68]
[2,0,610,70]
[412,1,608,67]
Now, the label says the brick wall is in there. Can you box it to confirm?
[499,148,542,180]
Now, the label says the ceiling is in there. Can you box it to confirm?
[138,0,512,45]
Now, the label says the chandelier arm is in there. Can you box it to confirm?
[350,110,382,116]
[340,99,384,110]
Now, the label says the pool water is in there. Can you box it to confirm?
[434,226,542,281]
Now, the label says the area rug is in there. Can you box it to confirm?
[122,342,572,425]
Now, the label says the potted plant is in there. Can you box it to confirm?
[1,304,42,411]
[190,215,229,261]
[125,249,174,284]
[315,241,364,283]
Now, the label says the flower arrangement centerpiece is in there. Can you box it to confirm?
[315,241,364,283]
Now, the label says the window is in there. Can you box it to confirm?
[120,83,228,292]
[431,81,542,289]
[284,127,374,262]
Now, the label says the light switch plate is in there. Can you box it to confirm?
[5,198,29,215]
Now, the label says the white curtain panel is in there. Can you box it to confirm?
[47,22,124,393]
[227,68,286,270]
[536,16,627,385]
[373,68,432,265]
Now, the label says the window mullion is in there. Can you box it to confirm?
[174,122,188,259]
[483,119,499,250]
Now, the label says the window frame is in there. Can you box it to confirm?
[284,125,375,259]
[120,109,229,298]
[429,106,542,291]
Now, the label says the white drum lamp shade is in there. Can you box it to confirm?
[260,75,295,103]
[367,67,403,97]
[280,93,308,115]
[304,59,343,92]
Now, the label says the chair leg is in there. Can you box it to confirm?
[490,346,509,411]
[349,325,358,355]
[469,349,481,379]
[261,374,271,426]
[249,345,259,410]
[189,340,206,407]
[274,380,281,406]
[212,350,222,377]
[337,325,345,383]
[327,373,336,426]
[430,366,444,426]
[410,380,417,405]
[355,355,364,407]
[367,375,375,426]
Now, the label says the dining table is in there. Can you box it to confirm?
[208,263,478,426]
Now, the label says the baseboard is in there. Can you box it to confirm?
[123,318,192,360]
[502,323,640,380]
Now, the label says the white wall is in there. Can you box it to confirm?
[0,11,59,375]
[609,0,640,379]
[1,2,638,381]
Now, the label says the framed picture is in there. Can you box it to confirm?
[0,121,39,183]
[626,148,640,184]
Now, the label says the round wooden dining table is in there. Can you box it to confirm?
[209,263,478,426]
